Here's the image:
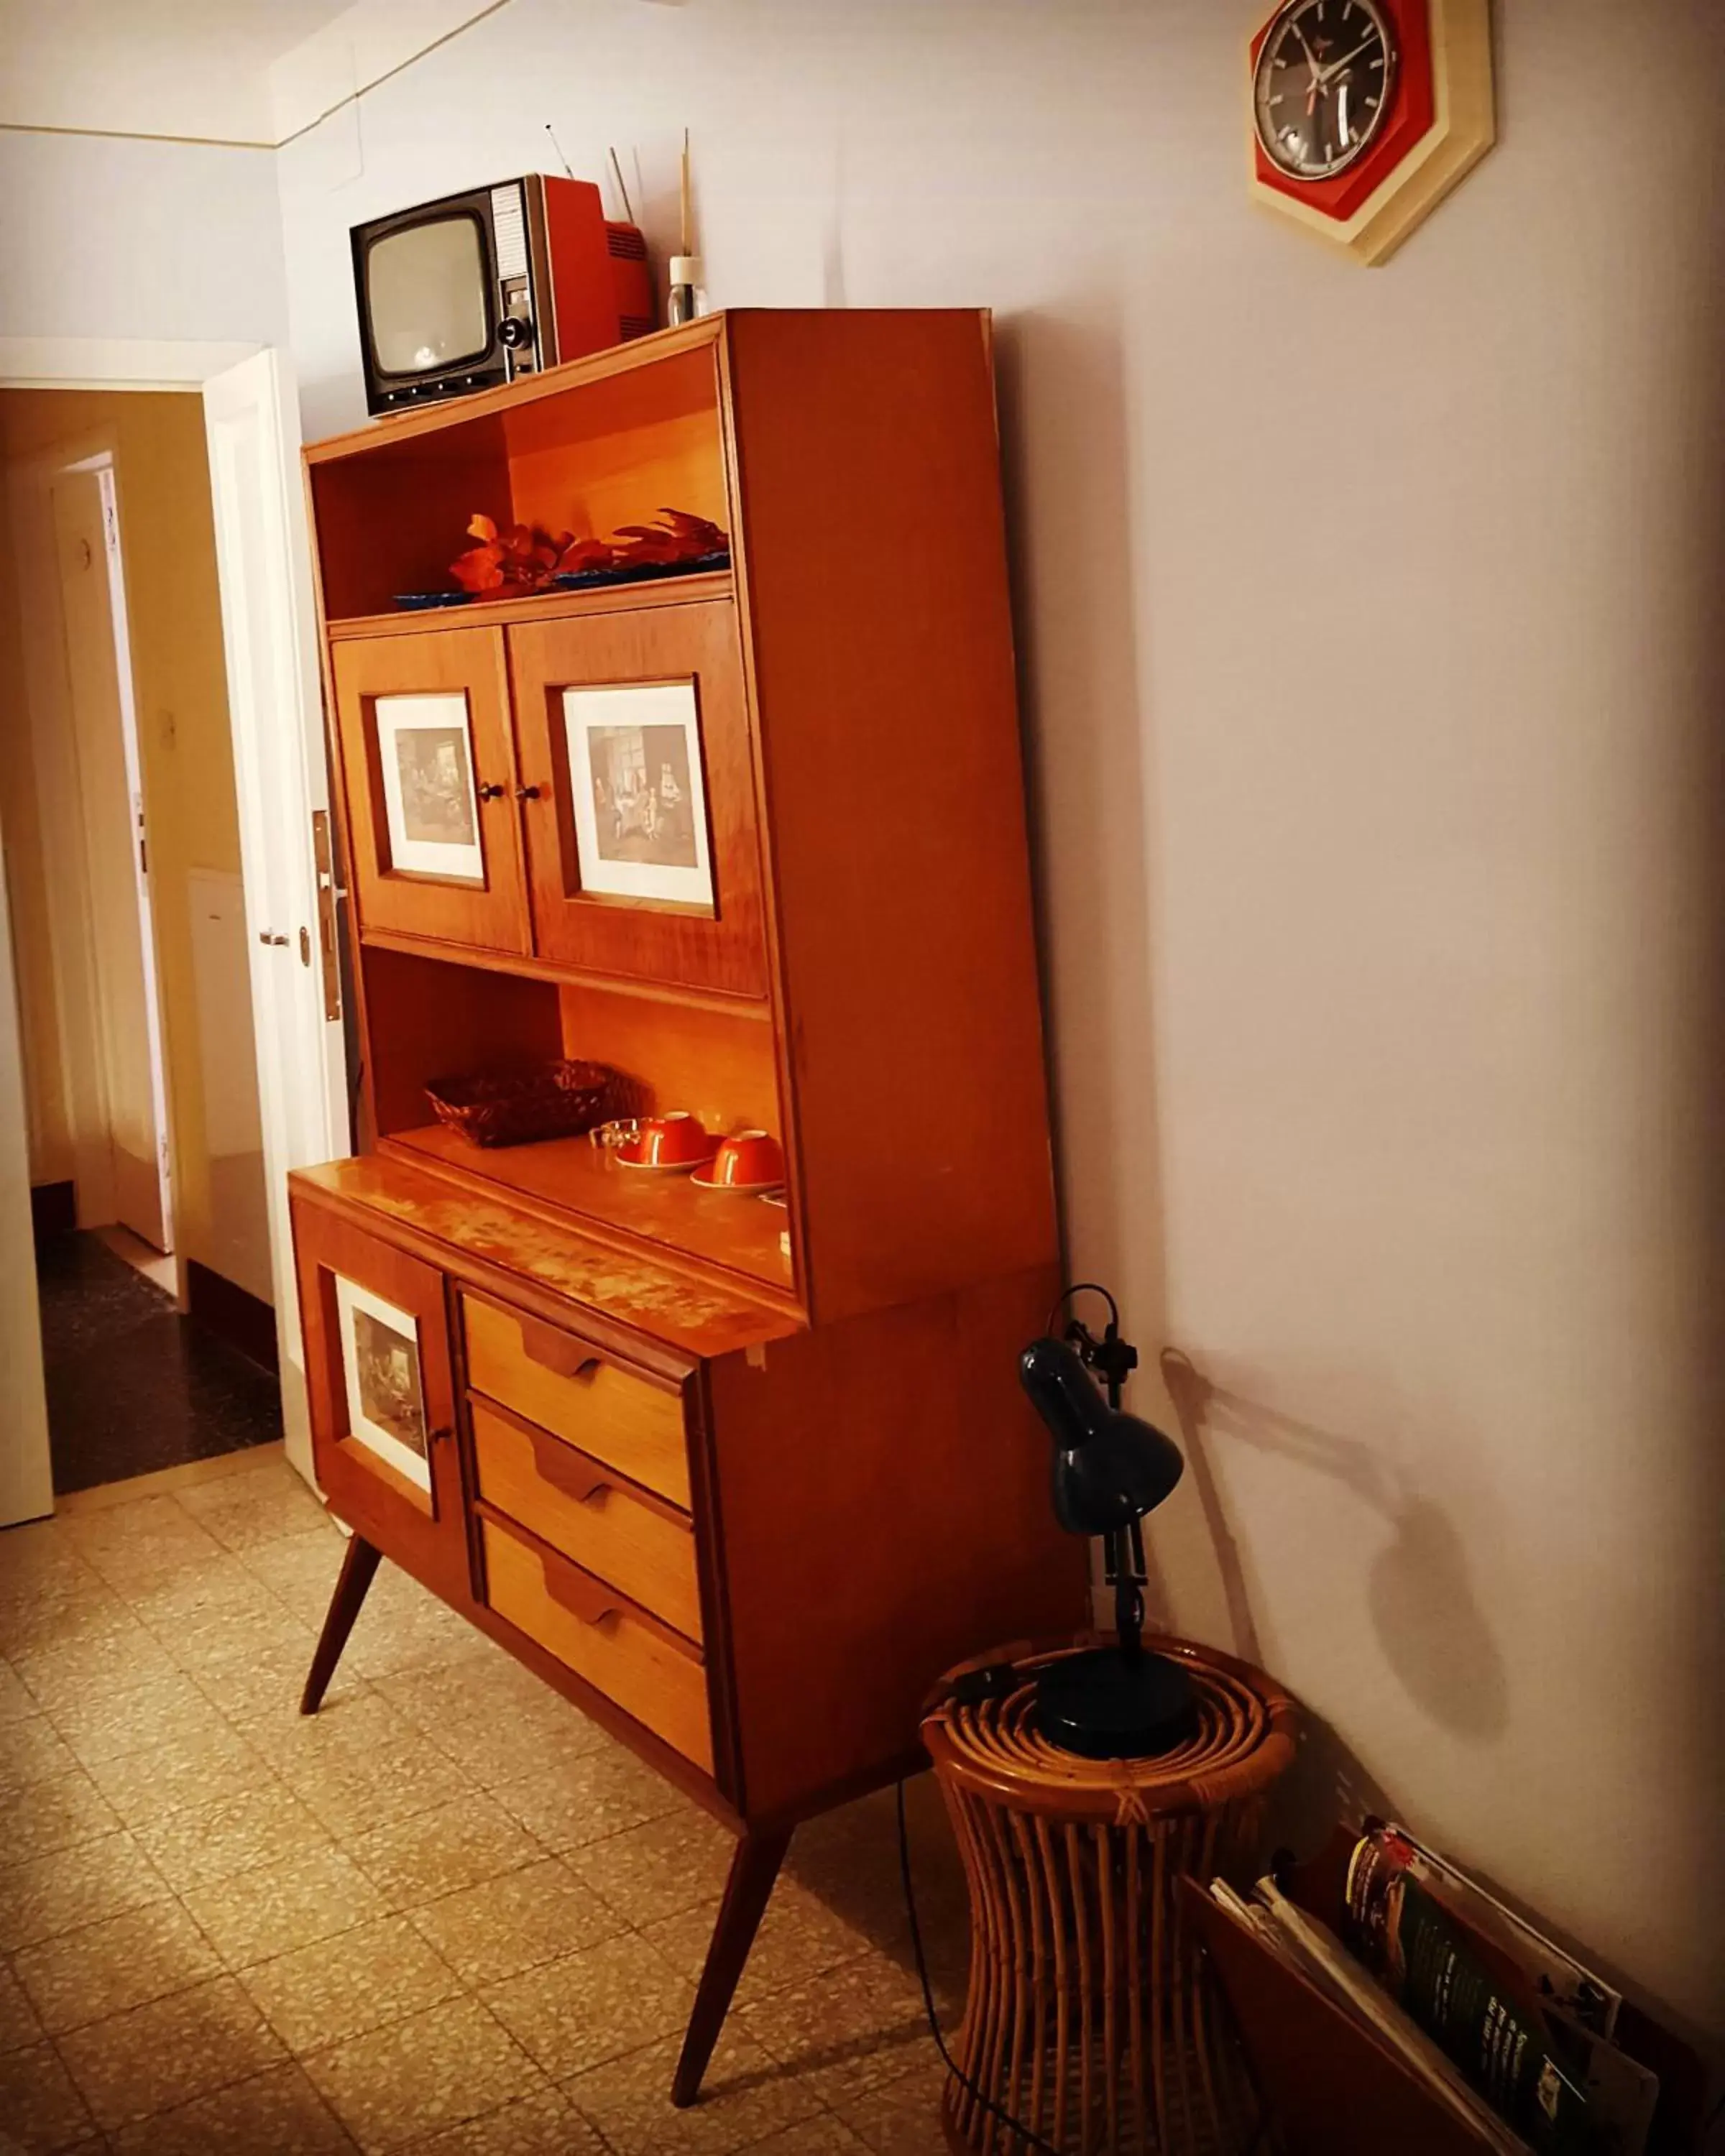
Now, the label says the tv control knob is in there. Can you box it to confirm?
[499,316,533,350]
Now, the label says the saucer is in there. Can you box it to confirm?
[614,1147,714,1175]
[690,1166,784,1195]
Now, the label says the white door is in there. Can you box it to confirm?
[202,351,350,1486]
[0,849,54,1527]
[50,466,174,1253]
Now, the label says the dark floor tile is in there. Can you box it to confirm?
[38,1235,281,1493]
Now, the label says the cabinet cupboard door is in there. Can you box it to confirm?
[507,602,768,997]
[292,1197,469,1605]
[331,628,530,954]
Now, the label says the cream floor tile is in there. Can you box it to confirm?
[482,1930,696,2080]
[404,1857,626,1988]
[175,1463,331,1552]
[0,1519,101,1596]
[62,1498,226,1594]
[0,1959,45,2054]
[566,2022,827,2156]
[0,1656,40,1724]
[235,1685,404,1770]
[563,1804,735,1929]
[188,1634,336,1723]
[239,1526,347,1615]
[0,1830,170,1953]
[0,1714,79,1791]
[642,1874,873,2012]
[12,1624,183,1712]
[487,1736,684,1853]
[346,1794,543,1910]
[130,1560,298,1641]
[397,2087,604,2156]
[44,1670,234,1771]
[181,1842,390,1971]
[12,1897,221,2035]
[827,2051,952,2155]
[156,1600,316,1688]
[0,1769,123,1868]
[276,1728,477,1843]
[131,1780,334,1895]
[746,2115,871,2154]
[302,1995,546,2155]
[108,2061,359,2155]
[55,1973,288,2132]
[343,1596,487,1684]
[737,1954,929,2109]
[240,1914,463,2053]
[0,2037,98,2152]
[80,1719,274,1827]
[0,1579,138,1659]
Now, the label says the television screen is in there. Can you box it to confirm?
[366,215,490,375]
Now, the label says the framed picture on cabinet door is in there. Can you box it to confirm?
[374,692,484,883]
[333,1275,431,1492]
[562,681,715,911]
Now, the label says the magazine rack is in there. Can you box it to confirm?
[1185,1841,1706,2156]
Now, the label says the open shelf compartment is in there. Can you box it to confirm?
[360,943,796,1299]
[308,334,732,623]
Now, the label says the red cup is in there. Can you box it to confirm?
[629,1112,715,1167]
[705,1130,784,1189]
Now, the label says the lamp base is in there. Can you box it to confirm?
[1031,1646,1197,1759]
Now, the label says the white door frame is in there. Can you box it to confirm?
[0,336,349,1510]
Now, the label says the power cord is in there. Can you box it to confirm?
[895,1777,1274,2156]
[896,1777,1065,2156]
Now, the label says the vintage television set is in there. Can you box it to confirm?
[351,174,653,415]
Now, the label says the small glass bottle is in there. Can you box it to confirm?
[667,255,706,326]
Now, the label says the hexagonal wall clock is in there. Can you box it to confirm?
[1249,0,1494,264]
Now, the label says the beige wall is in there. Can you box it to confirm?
[0,389,271,1302]
[271,0,1724,2039]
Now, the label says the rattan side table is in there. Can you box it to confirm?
[922,1634,1300,2156]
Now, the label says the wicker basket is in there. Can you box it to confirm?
[424,1060,622,1149]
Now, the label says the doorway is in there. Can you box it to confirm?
[1,389,279,1492]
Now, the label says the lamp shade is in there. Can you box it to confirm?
[1019,1337,1184,1537]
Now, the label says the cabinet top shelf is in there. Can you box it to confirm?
[324,568,735,640]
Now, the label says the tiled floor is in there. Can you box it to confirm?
[35,1235,282,1495]
[0,1447,967,2154]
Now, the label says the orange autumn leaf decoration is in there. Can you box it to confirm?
[448,507,729,596]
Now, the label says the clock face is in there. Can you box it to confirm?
[1254,0,1398,181]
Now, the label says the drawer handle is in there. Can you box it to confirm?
[538,1555,622,1629]
[512,1313,604,1384]
[526,1431,612,1508]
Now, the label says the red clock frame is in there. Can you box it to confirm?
[1251,0,1437,224]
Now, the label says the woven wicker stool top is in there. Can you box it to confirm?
[922,1632,1300,1825]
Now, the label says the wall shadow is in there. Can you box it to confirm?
[1159,1347,1510,1746]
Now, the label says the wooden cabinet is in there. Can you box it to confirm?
[291,311,1083,2108]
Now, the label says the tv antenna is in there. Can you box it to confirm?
[543,123,575,181]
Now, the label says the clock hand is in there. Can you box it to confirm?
[1317,36,1378,83]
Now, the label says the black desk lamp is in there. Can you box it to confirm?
[1020,1286,1196,1758]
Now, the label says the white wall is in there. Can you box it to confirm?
[0,130,288,347]
[272,0,1724,2037]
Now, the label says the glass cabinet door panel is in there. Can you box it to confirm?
[331,627,530,955]
[508,602,768,998]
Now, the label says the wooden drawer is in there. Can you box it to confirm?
[470,1401,703,1643]
[461,1296,691,1509]
[480,1516,712,1772]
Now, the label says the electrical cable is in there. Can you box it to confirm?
[896,1777,1066,2156]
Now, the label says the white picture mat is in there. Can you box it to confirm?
[375,691,484,883]
[563,681,714,908]
[333,1273,431,1493]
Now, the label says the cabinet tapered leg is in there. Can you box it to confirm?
[671,1828,792,2107]
[300,1535,382,1715]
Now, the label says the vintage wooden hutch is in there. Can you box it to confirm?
[289,308,1083,2101]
